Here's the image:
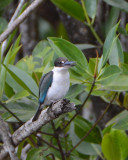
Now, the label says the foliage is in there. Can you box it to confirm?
[1,0,128,160]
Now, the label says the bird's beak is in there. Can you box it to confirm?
[64,61,76,67]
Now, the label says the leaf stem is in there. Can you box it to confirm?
[38,130,54,137]
[81,0,103,45]
[36,134,59,151]
[67,93,117,155]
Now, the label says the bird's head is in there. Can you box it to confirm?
[54,57,76,70]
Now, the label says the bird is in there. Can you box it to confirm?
[32,57,76,121]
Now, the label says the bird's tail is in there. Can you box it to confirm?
[32,104,42,121]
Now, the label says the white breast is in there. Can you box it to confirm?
[45,67,70,105]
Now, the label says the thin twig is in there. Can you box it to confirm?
[38,130,54,137]
[61,77,96,132]
[0,101,23,124]
[1,0,25,57]
[67,93,117,156]
[51,121,65,160]
[0,0,44,44]
[36,135,59,151]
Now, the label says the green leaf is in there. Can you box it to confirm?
[98,65,121,85]
[104,7,120,36]
[48,37,88,70]
[5,90,30,103]
[51,0,85,21]
[69,123,102,156]
[98,23,119,72]
[74,115,102,144]
[102,74,128,91]
[109,38,124,66]
[106,110,128,130]
[32,40,50,56]
[0,47,12,99]
[102,129,128,160]
[104,0,128,13]
[83,0,97,19]
[4,82,15,98]
[0,98,38,122]
[26,148,42,160]
[75,44,97,50]
[66,84,85,98]
[6,72,23,93]
[4,64,38,97]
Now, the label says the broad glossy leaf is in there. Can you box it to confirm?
[76,43,97,50]
[102,129,128,160]
[98,23,119,72]
[0,98,38,122]
[48,37,89,71]
[104,0,128,12]
[104,7,120,36]
[6,72,23,93]
[83,0,97,19]
[26,148,42,160]
[66,84,85,98]
[4,64,38,97]
[74,115,102,144]
[98,65,121,85]
[32,40,50,56]
[51,0,85,21]
[69,123,101,156]
[4,82,15,98]
[106,110,128,130]
[102,74,128,91]
[109,38,124,66]
[0,47,12,99]
[5,90,30,103]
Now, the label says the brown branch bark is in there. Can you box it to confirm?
[0,99,75,159]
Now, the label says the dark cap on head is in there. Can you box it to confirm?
[54,57,68,67]
[54,57,76,67]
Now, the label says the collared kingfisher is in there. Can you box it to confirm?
[32,57,76,121]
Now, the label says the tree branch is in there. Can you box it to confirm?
[1,0,25,57]
[0,116,18,160]
[0,0,44,44]
[0,99,75,159]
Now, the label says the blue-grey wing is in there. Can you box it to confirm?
[39,71,53,104]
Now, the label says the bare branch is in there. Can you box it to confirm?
[0,116,18,160]
[0,99,75,159]
[0,0,44,44]
[1,0,25,57]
